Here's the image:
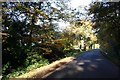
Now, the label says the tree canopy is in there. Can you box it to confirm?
[1,1,105,79]
[88,2,120,56]
[2,1,78,78]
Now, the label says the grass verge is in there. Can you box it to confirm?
[9,50,84,79]
[10,57,75,79]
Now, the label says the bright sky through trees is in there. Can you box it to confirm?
[58,0,93,31]
[70,0,92,8]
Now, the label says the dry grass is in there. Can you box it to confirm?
[10,57,75,80]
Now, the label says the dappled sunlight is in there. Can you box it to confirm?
[14,57,75,79]
[2,0,120,79]
[83,60,91,63]
[76,66,84,71]
[77,62,85,66]
[95,59,104,61]
[42,49,119,78]
[89,63,98,69]
[87,64,97,71]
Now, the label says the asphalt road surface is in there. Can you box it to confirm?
[42,49,120,79]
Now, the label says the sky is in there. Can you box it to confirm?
[35,0,93,31]
[58,0,93,31]
[70,0,92,8]
[12,0,93,31]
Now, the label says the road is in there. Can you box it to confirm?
[42,49,120,79]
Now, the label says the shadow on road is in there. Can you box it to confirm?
[41,49,120,79]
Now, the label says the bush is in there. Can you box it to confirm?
[2,50,49,79]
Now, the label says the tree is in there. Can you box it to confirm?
[2,1,77,78]
[88,2,120,56]
[62,19,97,51]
